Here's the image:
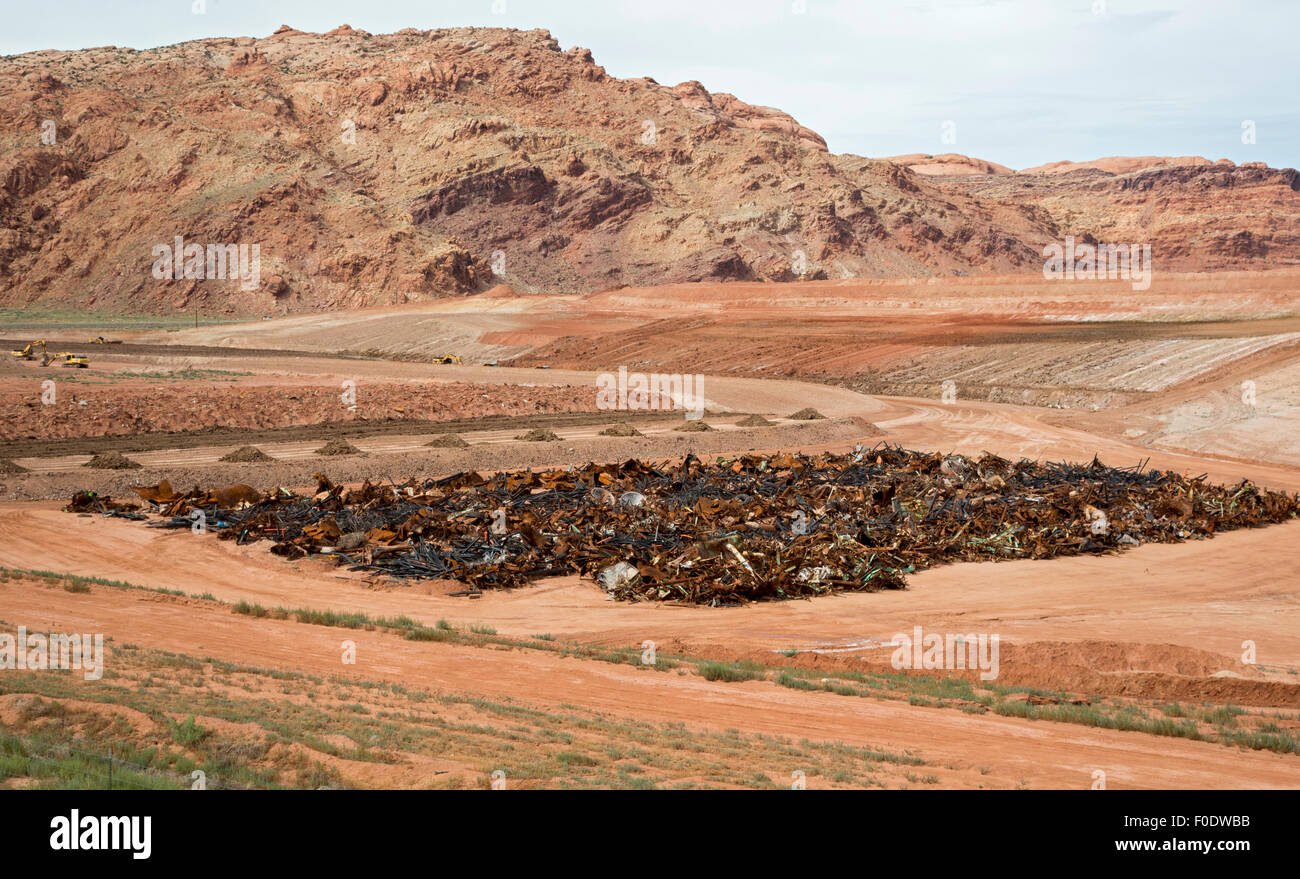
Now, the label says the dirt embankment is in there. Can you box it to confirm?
[2,556,1299,789]
[0,378,600,442]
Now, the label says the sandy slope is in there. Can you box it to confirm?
[4,572,1298,789]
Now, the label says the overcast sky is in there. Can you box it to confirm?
[3,0,1294,170]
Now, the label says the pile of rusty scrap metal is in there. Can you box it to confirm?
[64,447,1300,605]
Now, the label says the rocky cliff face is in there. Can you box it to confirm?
[0,25,1295,314]
[950,161,1299,272]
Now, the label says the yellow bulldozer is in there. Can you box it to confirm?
[433,354,463,365]
[55,352,90,369]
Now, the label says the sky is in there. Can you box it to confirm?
[2,0,1295,170]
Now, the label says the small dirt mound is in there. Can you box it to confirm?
[220,445,275,463]
[515,429,559,442]
[425,433,470,449]
[736,414,773,427]
[674,420,714,432]
[84,451,142,470]
[788,407,826,421]
[599,424,644,437]
[314,439,362,456]
[847,416,886,437]
[0,459,28,474]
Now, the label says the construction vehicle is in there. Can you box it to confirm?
[433,354,463,365]
[56,352,90,369]
[85,336,122,345]
[10,340,47,361]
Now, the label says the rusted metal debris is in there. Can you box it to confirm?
[65,445,1300,605]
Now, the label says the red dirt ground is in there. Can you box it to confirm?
[3,273,1299,788]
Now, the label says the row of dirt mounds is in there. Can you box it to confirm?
[4,417,871,503]
[74,446,1299,604]
[0,408,679,459]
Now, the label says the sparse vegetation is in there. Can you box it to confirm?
[168,715,209,747]
[697,660,765,683]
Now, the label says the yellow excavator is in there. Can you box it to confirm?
[433,354,463,365]
[56,352,90,369]
[10,339,47,361]
[10,340,89,367]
